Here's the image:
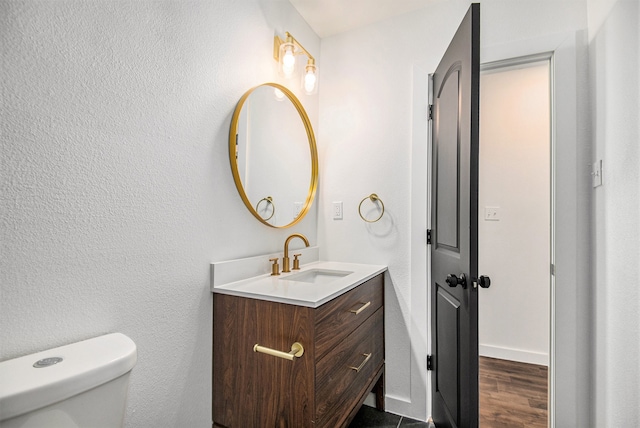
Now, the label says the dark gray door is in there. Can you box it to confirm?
[430,4,480,427]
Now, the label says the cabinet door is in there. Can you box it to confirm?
[315,274,383,360]
[213,295,315,427]
[315,308,384,427]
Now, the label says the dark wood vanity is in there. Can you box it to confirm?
[213,273,384,427]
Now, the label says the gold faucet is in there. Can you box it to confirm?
[282,233,310,273]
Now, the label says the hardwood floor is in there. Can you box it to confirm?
[351,356,547,427]
[480,357,548,428]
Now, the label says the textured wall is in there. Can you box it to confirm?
[589,0,640,424]
[0,1,319,426]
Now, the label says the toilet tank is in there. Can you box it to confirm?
[0,333,137,428]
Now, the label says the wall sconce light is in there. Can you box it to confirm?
[274,31,318,95]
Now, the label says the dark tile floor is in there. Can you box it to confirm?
[349,405,431,428]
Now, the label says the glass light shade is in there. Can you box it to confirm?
[302,62,318,95]
[279,42,296,78]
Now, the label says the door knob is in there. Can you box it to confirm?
[446,273,467,289]
[478,275,491,288]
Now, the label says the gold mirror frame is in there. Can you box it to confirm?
[229,83,318,228]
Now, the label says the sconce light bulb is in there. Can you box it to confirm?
[303,62,318,95]
[304,71,317,93]
[282,48,296,78]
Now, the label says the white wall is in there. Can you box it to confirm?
[0,1,319,426]
[319,0,588,421]
[588,0,640,425]
[479,61,550,366]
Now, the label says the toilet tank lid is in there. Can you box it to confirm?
[0,333,137,421]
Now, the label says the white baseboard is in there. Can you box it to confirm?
[384,394,414,420]
[364,393,426,422]
[479,344,548,366]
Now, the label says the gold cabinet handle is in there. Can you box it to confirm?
[349,301,371,315]
[253,342,304,361]
[349,353,372,372]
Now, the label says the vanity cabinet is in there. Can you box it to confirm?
[213,273,384,428]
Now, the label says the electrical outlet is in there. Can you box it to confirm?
[333,201,343,220]
[293,202,303,219]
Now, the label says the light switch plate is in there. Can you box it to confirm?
[484,206,500,221]
[333,201,343,220]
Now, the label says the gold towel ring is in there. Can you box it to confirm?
[255,196,275,221]
[358,194,385,223]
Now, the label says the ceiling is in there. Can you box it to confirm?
[288,0,439,38]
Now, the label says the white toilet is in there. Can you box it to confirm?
[0,333,137,428]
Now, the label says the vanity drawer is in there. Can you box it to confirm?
[315,308,384,425]
[315,273,383,360]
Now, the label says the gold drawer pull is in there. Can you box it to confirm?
[349,301,371,315]
[253,342,304,361]
[349,353,372,372]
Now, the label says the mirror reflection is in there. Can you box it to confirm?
[230,83,318,228]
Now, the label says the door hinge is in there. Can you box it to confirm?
[428,104,434,120]
[427,229,432,245]
[427,355,434,371]
[551,263,555,276]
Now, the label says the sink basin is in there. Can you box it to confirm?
[285,268,353,284]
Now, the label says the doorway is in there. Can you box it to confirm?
[424,32,587,426]
[478,56,551,426]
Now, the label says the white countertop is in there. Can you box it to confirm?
[212,261,387,308]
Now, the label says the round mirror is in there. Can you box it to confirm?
[229,83,318,228]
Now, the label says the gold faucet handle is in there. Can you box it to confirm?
[292,254,302,270]
[269,258,280,276]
